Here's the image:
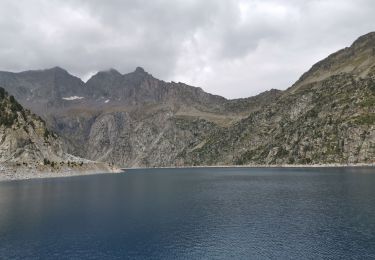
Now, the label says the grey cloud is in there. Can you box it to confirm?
[0,0,374,98]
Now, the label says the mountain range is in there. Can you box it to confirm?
[0,32,374,167]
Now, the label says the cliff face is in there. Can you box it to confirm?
[0,33,374,167]
[0,87,68,163]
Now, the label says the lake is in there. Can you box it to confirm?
[0,167,374,259]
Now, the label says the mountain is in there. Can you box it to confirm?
[0,67,86,115]
[0,32,374,166]
[181,32,375,165]
[0,87,116,177]
[0,65,278,167]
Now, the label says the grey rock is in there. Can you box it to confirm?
[0,32,374,167]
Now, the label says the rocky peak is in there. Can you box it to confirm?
[49,66,68,73]
[291,32,375,91]
[88,68,122,81]
[351,31,375,49]
[108,68,122,75]
[126,66,151,81]
[0,67,86,114]
[18,66,68,78]
[134,66,146,74]
[122,67,153,88]
[101,68,122,76]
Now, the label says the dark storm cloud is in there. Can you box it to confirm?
[0,0,374,98]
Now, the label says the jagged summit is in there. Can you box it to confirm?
[134,66,146,73]
[86,66,149,84]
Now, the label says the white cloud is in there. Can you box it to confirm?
[0,0,374,98]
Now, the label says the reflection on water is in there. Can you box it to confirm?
[0,167,375,259]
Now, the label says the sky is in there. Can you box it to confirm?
[0,0,374,98]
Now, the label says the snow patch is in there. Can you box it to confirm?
[62,96,84,101]
[104,99,110,103]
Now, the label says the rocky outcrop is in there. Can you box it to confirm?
[0,87,66,163]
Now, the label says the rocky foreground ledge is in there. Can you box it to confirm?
[0,162,123,182]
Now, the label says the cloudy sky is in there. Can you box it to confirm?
[0,0,374,98]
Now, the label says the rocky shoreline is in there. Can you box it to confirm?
[0,162,123,182]
[124,163,375,170]
[1,163,373,182]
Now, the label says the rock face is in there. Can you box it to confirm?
[0,87,70,163]
[0,65,278,167]
[181,32,375,165]
[0,87,116,178]
[0,32,374,166]
[292,32,375,90]
[184,74,375,165]
[0,67,86,115]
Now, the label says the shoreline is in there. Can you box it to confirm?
[1,163,374,182]
[123,163,375,170]
[0,163,123,182]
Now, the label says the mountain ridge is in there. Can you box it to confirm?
[291,31,375,91]
[0,32,374,167]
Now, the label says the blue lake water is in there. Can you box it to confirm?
[0,167,375,259]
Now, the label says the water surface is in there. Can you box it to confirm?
[0,167,375,259]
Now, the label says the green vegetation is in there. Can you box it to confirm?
[359,97,375,107]
[0,87,5,99]
[44,159,84,169]
[235,150,256,165]
[354,114,375,125]
[43,158,51,165]
[0,87,25,127]
[44,129,52,139]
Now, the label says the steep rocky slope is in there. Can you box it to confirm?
[0,87,115,177]
[292,32,375,90]
[0,87,69,163]
[182,74,375,165]
[0,32,374,167]
[179,32,375,165]
[0,65,279,167]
